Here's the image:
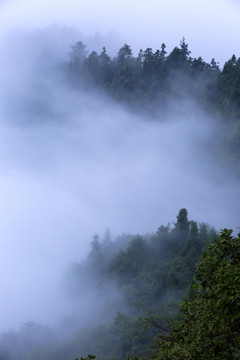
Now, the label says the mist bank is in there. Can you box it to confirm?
[0,28,239,335]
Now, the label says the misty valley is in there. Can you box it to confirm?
[0,35,239,360]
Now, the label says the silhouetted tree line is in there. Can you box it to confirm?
[67,38,240,170]
[68,38,222,111]
[67,38,239,117]
[69,38,221,111]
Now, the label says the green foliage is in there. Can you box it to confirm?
[153,229,240,360]
[71,227,239,360]
[68,209,215,359]
[75,355,96,360]
[207,55,240,119]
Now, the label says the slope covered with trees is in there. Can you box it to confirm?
[67,38,218,110]
[144,229,240,360]
[75,230,240,360]
[66,38,240,171]
[0,210,217,360]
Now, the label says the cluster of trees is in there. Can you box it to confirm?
[65,209,216,359]
[66,39,240,170]
[76,228,240,360]
[152,229,240,359]
[1,210,239,359]
[0,209,218,360]
[67,38,240,120]
[67,38,219,110]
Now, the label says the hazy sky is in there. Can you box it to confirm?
[0,0,240,64]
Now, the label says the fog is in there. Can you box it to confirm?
[0,0,239,340]
[1,0,240,65]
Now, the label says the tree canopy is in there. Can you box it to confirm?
[152,229,240,360]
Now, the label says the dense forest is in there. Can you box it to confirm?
[0,209,219,359]
[67,37,240,119]
[66,38,240,171]
[0,38,239,360]
[77,228,240,360]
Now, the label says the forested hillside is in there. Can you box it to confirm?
[66,38,240,170]
[152,229,240,360]
[68,38,216,104]
[0,210,217,360]
[76,229,240,360]
[67,38,240,117]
